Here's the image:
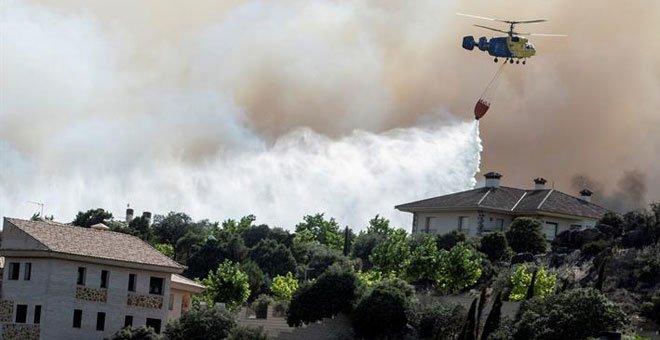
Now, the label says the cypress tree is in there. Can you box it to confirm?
[525,269,538,300]
[459,298,478,340]
[481,292,502,340]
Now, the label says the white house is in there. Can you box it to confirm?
[395,172,611,240]
[0,217,203,340]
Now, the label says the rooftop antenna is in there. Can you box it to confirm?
[27,200,45,217]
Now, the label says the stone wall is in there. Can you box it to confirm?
[2,324,40,340]
[75,286,108,303]
[0,300,13,323]
[127,293,163,309]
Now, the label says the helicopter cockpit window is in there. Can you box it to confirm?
[511,37,520,42]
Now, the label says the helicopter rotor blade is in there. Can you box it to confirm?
[511,19,547,24]
[458,13,548,25]
[457,13,500,22]
[521,33,567,37]
[473,24,509,34]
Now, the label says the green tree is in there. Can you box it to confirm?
[406,235,440,284]
[127,216,154,244]
[506,218,547,254]
[294,213,344,251]
[226,325,270,340]
[370,228,410,275]
[351,279,414,339]
[186,231,248,279]
[508,265,556,301]
[249,239,297,278]
[110,326,161,340]
[165,306,236,340]
[240,261,268,300]
[436,230,467,251]
[199,260,250,311]
[513,288,627,340]
[351,216,394,270]
[271,272,299,300]
[154,243,174,259]
[436,242,482,293]
[72,208,113,228]
[287,266,363,327]
[479,232,511,262]
[240,224,271,248]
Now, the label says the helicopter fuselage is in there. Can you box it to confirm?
[462,36,536,60]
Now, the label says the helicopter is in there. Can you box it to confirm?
[458,13,566,64]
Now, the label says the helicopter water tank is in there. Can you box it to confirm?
[462,36,475,50]
[474,99,489,120]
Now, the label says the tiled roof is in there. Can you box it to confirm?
[2,218,184,270]
[396,186,610,219]
[172,274,205,290]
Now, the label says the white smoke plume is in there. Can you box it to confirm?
[0,0,482,229]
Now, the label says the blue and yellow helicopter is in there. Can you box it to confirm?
[459,13,565,64]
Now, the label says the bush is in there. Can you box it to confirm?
[199,260,250,311]
[508,265,556,301]
[165,306,236,340]
[581,239,611,258]
[410,303,465,339]
[287,266,363,327]
[227,325,270,340]
[513,288,627,340]
[598,212,626,239]
[435,242,482,293]
[253,294,272,319]
[506,218,547,254]
[351,279,413,339]
[272,300,289,317]
[110,326,161,340]
[641,293,660,324]
[271,272,299,301]
[479,232,511,262]
[436,230,467,251]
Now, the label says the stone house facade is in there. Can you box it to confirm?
[0,218,203,340]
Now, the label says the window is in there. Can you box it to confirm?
[149,277,164,295]
[146,318,162,334]
[496,219,504,231]
[96,312,105,331]
[34,305,41,324]
[458,216,469,231]
[128,273,136,292]
[169,294,175,310]
[425,217,431,233]
[101,270,109,288]
[544,222,559,240]
[8,263,20,280]
[77,267,86,285]
[124,315,133,328]
[24,263,32,281]
[15,304,27,323]
[73,309,82,328]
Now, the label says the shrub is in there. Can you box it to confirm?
[581,239,611,258]
[287,266,363,327]
[436,242,482,293]
[508,265,556,301]
[351,279,414,339]
[479,232,511,262]
[513,288,627,340]
[199,260,250,311]
[641,293,660,324]
[110,326,161,340]
[436,230,467,251]
[506,218,547,254]
[253,294,272,319]
[227,325,270,340]
[165,306,236,340]
[598,212,626,238]
[411,303,465,339]
[272,300,289,317]
[271,272,298,300]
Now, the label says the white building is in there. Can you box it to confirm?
[0,217,203,340]
[396,172,611,240]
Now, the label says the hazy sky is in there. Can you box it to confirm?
[1,0,658,227]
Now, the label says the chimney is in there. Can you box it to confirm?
[142,211,152,225]
[484,172,502,188]
[579,189,593,203]
[91,223,109,231]
[126,207,134,223]
[534,177,547,190]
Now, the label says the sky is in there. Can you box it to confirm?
[1,0,659,229]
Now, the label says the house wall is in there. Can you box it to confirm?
[0,257,172,340]
[167,288,193,321]
[534,215,599,240]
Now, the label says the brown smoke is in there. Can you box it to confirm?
[572,170,648,212]
[8,0,660,205]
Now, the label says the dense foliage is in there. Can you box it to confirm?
[199,260,250,311]
[165,306,235,340]
[506,217,547,254]
[351,279,414,339]
[479,232,511,262]
[508,265,556,301]
[271,272,298,300]
[110,326,161,340]
[513,288,627,340]
[435,242,482,293]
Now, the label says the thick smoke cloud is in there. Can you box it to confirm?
[2,0,659,227]
[572,170,648,213]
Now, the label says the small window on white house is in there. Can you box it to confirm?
[544,222,559,240]
[169,294,175,310]
[8,263,20,280]
[425,217,431,233]
[77,267,86,285]
[149,277,164,295]
[15,305,27,323]
[101,270,109,288]
[458,216,469,231]
[128,273,137,292]
[24,263,32,281]
[496,219,504,230]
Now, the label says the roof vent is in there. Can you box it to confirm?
[534,177,547,190]
[579,189,593,203]
[484,172,502,188]
[91,223,110,231]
